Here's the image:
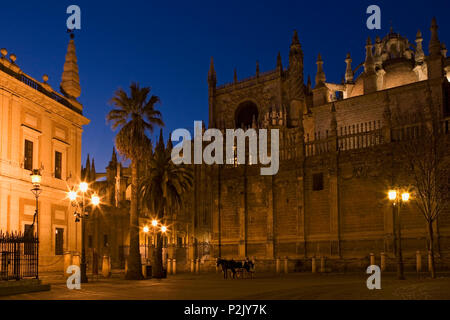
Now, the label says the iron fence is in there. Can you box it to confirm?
[0,232,39,280]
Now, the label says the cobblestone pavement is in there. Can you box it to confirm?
[2,271,450,300]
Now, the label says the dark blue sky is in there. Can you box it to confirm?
[1,1,449,171]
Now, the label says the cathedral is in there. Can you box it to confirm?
[196,17,450,271]
[89,18,450,273]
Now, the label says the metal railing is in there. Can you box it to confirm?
[0,61,82,115]
[0,232,39,280]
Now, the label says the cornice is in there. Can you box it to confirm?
[0,70,89,127]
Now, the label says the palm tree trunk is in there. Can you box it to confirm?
[427,220,436,279]
[152,232,164,278]
[125,160,143,280]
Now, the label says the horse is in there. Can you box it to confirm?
[217,258,255,279]
[217,258,238,279]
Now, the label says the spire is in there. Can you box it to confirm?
[167,134,173,151]
[256,60,260,77]
[90,158,96,182]
[291,30,300,46]
[60,34,81,99]
[111,147,117,163]
[427,17,445,79]
[345,53,354,83]
[364,37,375,74]
[429,17,441,57]
[415,29,425,64]
[156,128,165,152]
[208,57,216,83]
[208,57,216,128]
[315,53,326,87]
[233,68,238,83]
[84,154,91,181]
[277,52,282,70]
[307,75,312,92]
[289,30,303,68]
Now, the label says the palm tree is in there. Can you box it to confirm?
[107,82,163,280]
[140,132,193,278]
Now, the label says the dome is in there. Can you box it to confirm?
[346,29,420,98]
[383,58,417,89]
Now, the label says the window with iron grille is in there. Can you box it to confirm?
[24,140,33,170]
[55,151,62,179]
[312,173,324,191]
[55,228,64,255]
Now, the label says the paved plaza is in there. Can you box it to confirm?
[2,271,450,300]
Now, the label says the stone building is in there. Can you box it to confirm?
[0,35,89,271]
[196,18,450,271]
[87,18,450,273]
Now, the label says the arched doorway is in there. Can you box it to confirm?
[235,101,258,128]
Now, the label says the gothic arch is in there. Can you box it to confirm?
[235,100,259,128]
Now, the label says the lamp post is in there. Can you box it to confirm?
[143,226,149,263]
[388,189,410,280]
[30,169,42,236]
[68,182,100,283]
[30,169,42,279]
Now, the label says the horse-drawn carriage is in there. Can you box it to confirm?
[216,258,255,279]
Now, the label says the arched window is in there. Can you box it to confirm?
[235,101,258,128]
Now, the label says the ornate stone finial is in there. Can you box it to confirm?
[42,74,49,83]
[233,68,237,83]
[441,43,447,58]
[429,17,441,57]
[60,36,81,99]
[256,60,260,77]
[415,29,425,64]
[0,48,7,58]
[315,53,326,87]
[9,54,16,63]
[345,53,353,83]
[364,37,375,73]
[416,29,422,39]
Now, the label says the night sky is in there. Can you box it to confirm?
[1,0,449,172]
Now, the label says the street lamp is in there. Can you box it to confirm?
[68,182,100,283]
[143,226,149,262]
[29,169,42,278]
[151,219,158,247]
[388,189,410,280]
[30,169,42,237]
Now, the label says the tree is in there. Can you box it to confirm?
[140,132,193,278]
[107,82,164,280]
[394,97,450,278]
